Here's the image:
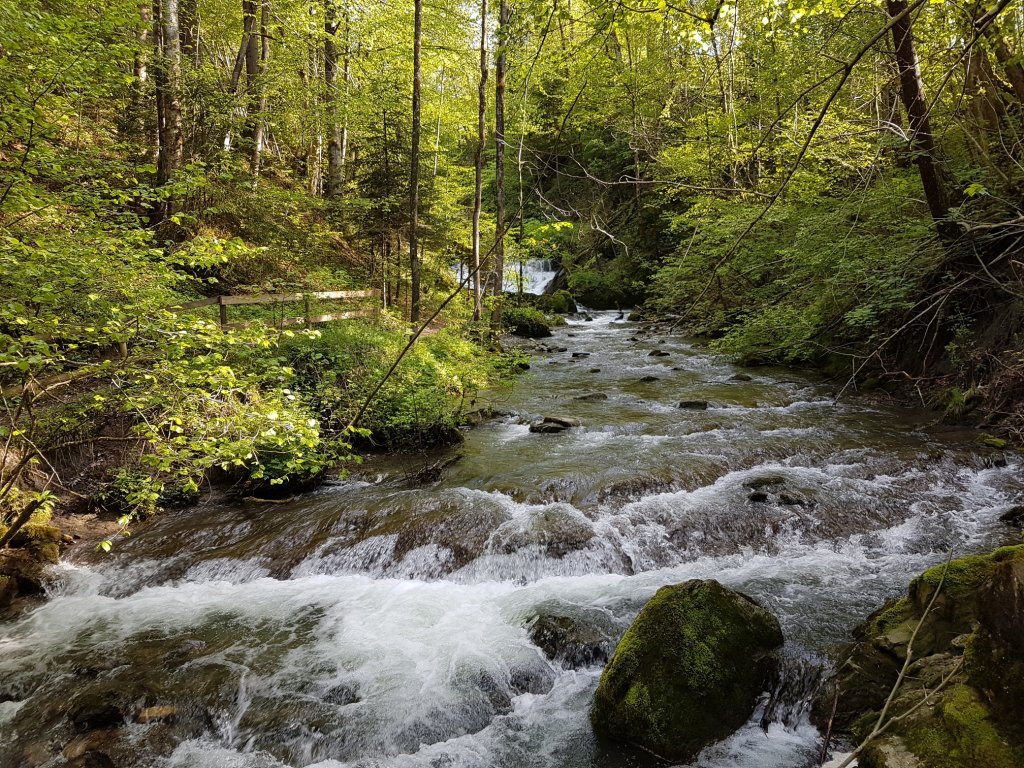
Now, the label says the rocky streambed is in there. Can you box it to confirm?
[1,311,1022,768]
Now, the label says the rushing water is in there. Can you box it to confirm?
[1,312,1021,768]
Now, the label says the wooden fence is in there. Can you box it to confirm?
[169,288,381,329]
[0,289,381,399]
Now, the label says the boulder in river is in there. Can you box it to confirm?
[638,375,659,383]
[648,350,670,357]
[678,400,709,410]
[573,393,608,402]
[814,545,1024,768]
[527,602,622,668]
[529,416,581,433]
[729,373,754,382]
[590,580,783,761]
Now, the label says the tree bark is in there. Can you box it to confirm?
[324,1,346,198]
[154,0,184,188]
[250,0,270,176]
[491,0,508,326]
[472,0,489,321]
[409,0,423,323]
[886,0,952,235]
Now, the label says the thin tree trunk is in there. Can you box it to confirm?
[325,1,345,197]
[250,0,270,176]
[409,0,423,323]
[154,0,184,188]
[491,0,508,326]
[433,67,445,177]
[129,3,152,142]
[472,0,489,321]
[180,0,199,67]
[886,0,952,234]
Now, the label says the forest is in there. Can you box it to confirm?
[2,0,1024,766]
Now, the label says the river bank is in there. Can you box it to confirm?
[1,311,1022,768]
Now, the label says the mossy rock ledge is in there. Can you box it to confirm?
[590,579,783,761]
[813,545,1024,768]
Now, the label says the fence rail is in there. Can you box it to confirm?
[169,289,381,328]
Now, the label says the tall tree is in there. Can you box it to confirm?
[886,0,951,235]
[491,0,508,326]
[324,1,348,198]
[471,0,489,321]
[409,0,423,322]
[153,0,184,188]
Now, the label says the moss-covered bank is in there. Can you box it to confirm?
[816,545,1024,768]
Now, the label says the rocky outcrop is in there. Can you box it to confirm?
[814,545,1024,768]
[590,580,783,761]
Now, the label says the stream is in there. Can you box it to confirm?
[1,312,1022,768]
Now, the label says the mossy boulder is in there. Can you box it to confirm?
[590,580,783,761]
[815,545,1024,768]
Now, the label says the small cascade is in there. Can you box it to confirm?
[1,309,1021,768]
[453,259,560,295]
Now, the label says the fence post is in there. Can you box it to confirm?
[304,295,311,328]
[219,296,228,328]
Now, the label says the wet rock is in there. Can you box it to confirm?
[729,373,753,382]
[571,352,590,358]
[742,475,786,490]
[529,416,582,433]
[591,580,783,761]
[527,604,620,668]
[999,505,1024,526]
[638,376,659,383]
[814,545,1024,767]
[136,705,177,724]
[573,393,608,402]
[778,492,811,507]
[322,683,360,706]
[490,507,594,558]
[747,491,769,503]
[589,368,601,373]
[678,400,709,410]
[68,753,116,768]
[648,350,670,357]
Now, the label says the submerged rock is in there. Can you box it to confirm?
[815,545,1024,768]
[590,580,783,761]
[638,376,659,383]
[527,603,621,668]
[729,373,753,382]
[648,350,670,357]
[573,392,608,402]
[678,400,709,410]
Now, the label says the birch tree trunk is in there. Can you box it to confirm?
[409,0,423,322]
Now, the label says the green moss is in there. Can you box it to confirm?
[861,597,915,638]
[591,580,782,760]
[911,545,1024,604]
[901,685,1021,768]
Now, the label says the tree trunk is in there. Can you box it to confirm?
[472,0,489,321]
[154,0,184,188]
[491,0,508,327]
[179,0,199,67]
[250,0,270,176]
[128,2,151,141]
[324,1,346,198]
[886,0,952,236]
[409,0,423,323]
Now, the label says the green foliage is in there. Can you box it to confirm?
[649,173,939,364]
